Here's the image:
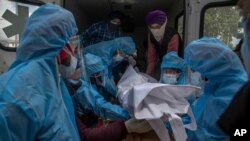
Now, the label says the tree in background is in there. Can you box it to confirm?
[204,6,242,49]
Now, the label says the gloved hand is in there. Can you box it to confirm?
[125,118,152,133]
[127,56,136,66]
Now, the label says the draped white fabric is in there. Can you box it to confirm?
[117,66,200,141]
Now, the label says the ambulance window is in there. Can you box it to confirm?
[203,6,242,50]
[0,1,40,51]
[177,15,184,40]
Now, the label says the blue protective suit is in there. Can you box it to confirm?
[72,80,130,120]
[185,37,248,141]
[0,4,80,141]
[84,37,136,97]
[160,51,187,84]
[75,53,130,120]
[85,53,117,96]
[84,37,136,67]
[85,53,106,76]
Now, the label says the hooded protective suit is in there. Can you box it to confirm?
[185,37,248,141]
[0,4,80,141]
[84,37,136,67]
[160,51,186,84]
[84,37,136,97]
[85,53,117,98]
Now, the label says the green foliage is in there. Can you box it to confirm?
[204,6,241,49]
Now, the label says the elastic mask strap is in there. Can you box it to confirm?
[55,58,62,96]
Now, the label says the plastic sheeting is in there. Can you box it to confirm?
[117,66,200,141]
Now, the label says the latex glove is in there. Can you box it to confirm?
[125,118,152,133]
[127,56,136,66]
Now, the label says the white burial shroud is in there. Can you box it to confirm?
[117,66,201,141]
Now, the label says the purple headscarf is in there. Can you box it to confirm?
[145,10,167,26]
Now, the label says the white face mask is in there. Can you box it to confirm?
[113,55,124,62]
[162,73,177,85]
[150,21,167,42]
[59,55,78,79]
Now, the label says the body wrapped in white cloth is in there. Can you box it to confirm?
[117,66,201,141]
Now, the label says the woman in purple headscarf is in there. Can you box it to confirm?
[145,10,181,80]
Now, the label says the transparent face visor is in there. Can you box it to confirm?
[68,35,80,49]
[69,35,89,81]
[112,49,137,67]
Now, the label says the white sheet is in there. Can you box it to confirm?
[117,66,201,141]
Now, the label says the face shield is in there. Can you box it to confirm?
[69,35,89,81]
[112,49,137,66]
[68,35,81,49]
[111,49,135,84]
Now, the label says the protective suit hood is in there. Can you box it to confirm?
[84,37,136,67]
[184,37,247,81]
[185,37,248,141]
[85,53,105,76]
[161,51,186,84]
[11,3,77,68]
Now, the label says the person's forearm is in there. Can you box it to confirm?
[167,34,179,52]
[76,116,128,141]
[146,39,157,75]
[146,62,156,75]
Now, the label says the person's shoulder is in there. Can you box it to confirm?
[92,21,106,26]
[237,81,250,97]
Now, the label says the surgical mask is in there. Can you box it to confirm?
[190,71,202,86]
[113,55,124,62]
[162,73,177,85]
[241,18,250,77]
[59,55,78,79]
[150,21,167,41]
[111,50,125,67]
[189,70,207,98]
[69,35,80,48]
[69,79,80,85]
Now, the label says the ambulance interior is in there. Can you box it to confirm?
[0,0,184,74]
[0,0,241,76]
